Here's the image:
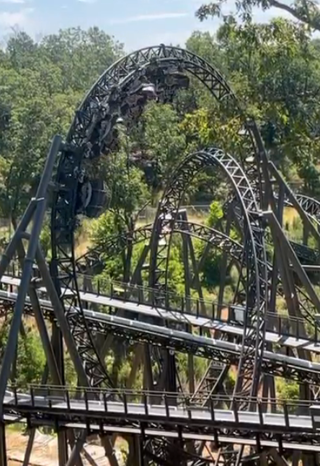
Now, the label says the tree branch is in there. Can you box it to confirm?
[197,0,320,31]
[269,0,320,30]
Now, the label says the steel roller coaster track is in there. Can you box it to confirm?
[0,44,319,466]
[50,44,266,395]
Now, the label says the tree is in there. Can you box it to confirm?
[89,144,150,281]
[184,20,320,187]
[40,27,124,92]
[131,102,187,200]
[196,0,320,32]
[0,27,123,223]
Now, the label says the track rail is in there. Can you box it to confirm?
[1,278,320,384]
[3,386,320,444]
[50,44,267,392]
[149,148,267,398]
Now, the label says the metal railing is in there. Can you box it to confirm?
[2,266,320,343]
[3,262,248,320]
[77,273,228,316]
[76,275,320,342]
[4,385,318,432]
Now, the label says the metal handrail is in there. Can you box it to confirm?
[5,385,317,426]
[8,384,316,406]
[1,269,319,342]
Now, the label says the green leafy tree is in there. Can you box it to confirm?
[185,20,320,187]
[89,146,150,281]
[0,28,123,223]
[132,103,187,199]
[196,0,320,31]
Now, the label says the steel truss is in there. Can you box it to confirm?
[0,43,320,466]
[49,43,258,393]
[47,46,270,464]
[150,149,267,400]
[49,41,266,391]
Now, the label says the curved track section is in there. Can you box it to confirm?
[75,221,243,274]
[50,45,267,389]
[148,148,267,397]
[72,144,273,399]
[296,194,320,222]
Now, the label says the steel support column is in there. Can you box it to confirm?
[36,249,119,466]
[22,429,36,466]
[0,135,61,411]
[181,216,194,393]
[0,423,7,466]
[58,429,69,466]
[265,211,320,310]
[270,449,290,466]
[218,208,233,318]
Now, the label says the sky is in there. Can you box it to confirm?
[0,0,292,51]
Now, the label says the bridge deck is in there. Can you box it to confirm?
[1,277,320,383]
[0,275,318,355]
[3,389,320,445]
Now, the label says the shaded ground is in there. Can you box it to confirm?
[6,430,123,466]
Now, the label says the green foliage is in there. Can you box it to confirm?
[39,220,52,259]
[166,243,186,295]
[240,20,320,173]
[197,243,222,289]
[1,19,320,223]
[0,28,123,221]
[207,201,223,227]
[64,351,78,386]
[0,320,45,388]
[181,107,247,159]
[106,151,150,215]
[131,102,187,195]
[1,19,320,396]
[90,211,127,281]
[15,331,46,387]
[196,0,320,31]
[186,20,320,188]
[276,379,300,409]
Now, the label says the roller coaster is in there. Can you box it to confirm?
[1,44,320,465]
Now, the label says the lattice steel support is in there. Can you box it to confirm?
[3,42,319,466]
[0,135,61,409]
[0,135,119,466]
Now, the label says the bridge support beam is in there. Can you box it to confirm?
[57,429,69,466]
[269,448,290,466]
[22,429,35,466]
[0,135,62,416]
[0,423,7,466]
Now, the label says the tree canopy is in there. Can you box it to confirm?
[0,27,123,221]
[197,0,320,32]
[1,20,320,224]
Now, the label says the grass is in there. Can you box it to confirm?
[74,235,91,258]
[74,218,92,258]
[73,206,299,260]
[283,206,299,226]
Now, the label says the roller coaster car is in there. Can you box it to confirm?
[100,113,121,140]
[76,179,108,218]
[107,85,121,105]
[120,84,157,116]
[101,127,120,154]
[123,93,146,109]
[83,140,101,160]
[129,78,157,98]
[164,71,189,89]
